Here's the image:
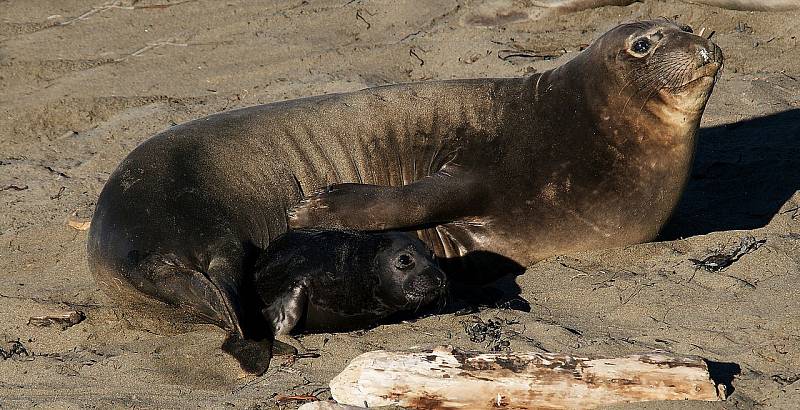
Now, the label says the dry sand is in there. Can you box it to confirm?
[1,0,799,408]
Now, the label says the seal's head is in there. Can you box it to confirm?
[373,232,447,309]
[580,19,723,130]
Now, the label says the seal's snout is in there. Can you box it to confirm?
[695,41,723,68]
[403,267,448,304]
[699,47,711,65]
[710,43,724,66]
[687,40,723,87]
[412,268,447,291]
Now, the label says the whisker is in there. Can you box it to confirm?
[623,74,669,115]
[633,84,663,131]
[630,66,675,91]
[619,63,677,97]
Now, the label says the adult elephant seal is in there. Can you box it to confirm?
[254,229,446,335]
[87,19,721,374]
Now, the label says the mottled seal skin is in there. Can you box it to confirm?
[87,19,721,373]
[254,230,447,335]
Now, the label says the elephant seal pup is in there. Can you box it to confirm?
[254,230,447,335]
[87,19,720,374]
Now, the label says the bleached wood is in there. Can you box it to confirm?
[329,346,725,409]
[297,401,366,410]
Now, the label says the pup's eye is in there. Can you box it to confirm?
[631,38,651,54]
[679,24,693,33]
[394,254,415,271]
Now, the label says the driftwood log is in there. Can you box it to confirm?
[329,346,726,409]
[298,402,365,410]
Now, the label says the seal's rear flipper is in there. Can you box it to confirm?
[134,253,243,331]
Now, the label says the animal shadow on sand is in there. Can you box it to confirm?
[439,252,531,314]
[661,109,800,239]
[707,359,742,395]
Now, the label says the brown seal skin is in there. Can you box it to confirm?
[254,229,446,336]
[87,19,721,374]
[289,19,723,270]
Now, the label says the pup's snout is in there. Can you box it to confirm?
[433,270,448,291]
[406,268,447,296]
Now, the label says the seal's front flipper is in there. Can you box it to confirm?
[221,334,275,375]
[272,339,299,356]
[221,334,298,375]
[288,169,487,231]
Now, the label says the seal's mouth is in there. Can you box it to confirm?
[403,270,447,305]
[666,61,722,94]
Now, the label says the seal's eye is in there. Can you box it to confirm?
[631,38,651,54]
[679,24,693,33]
[394,253,415,271]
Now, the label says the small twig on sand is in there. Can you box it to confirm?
[59,1,132,26]
[0,184,28,192]
[50,186,65,200]
[134,0,197,9]
[0,293,105,309]
[276,395,320,403]
[355,9,371,29]
[498,48,565,61]
[115,38,189,62]
[781,206,800,219]
[44,166,69,178]
[409,48,425,66]
[59,0,197,26]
